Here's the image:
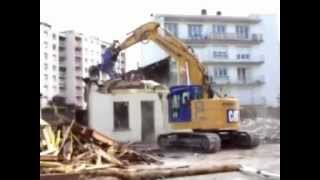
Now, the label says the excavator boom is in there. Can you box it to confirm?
[99,21,259,153]
[102,22,213,98]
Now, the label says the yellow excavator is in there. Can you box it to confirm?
[97,22,259,153]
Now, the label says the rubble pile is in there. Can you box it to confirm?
[240,118,280,143]
[40,119,161,174]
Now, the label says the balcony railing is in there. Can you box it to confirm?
[202,55,265,65]
[183,33,263,44]
[213,75,265,86]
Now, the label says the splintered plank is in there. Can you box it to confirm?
[71,123,118,147]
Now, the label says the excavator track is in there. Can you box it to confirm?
[157,131,259,153]
[158,132,221,153]
[230,131,260,148]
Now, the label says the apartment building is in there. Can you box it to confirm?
[58,31,112,108]
[140,10,280,107]
[40,22,59,107]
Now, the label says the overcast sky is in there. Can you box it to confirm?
[40,0,280,70]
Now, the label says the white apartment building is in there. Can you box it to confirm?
[140,10,280,107]
[40,22,60,107]
[58,31,111,108]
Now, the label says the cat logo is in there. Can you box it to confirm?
[227,109,240,123]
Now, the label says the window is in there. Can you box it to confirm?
[237,54,250,60]
[52,65,57,71]
[44,74,48,80]
[237,68,247,81]
[52,75,57,81]
[59,57,66,62]
[164,23,178,36]
[44,41,48,49]
[59,67,66,72]
[52,54,57,61]
[236,25,249,39]
[52,33,56,40]
[76,96,82,102]
[214,67,228,78]
[76,86,82,90]
[76,76,82,81]
[44,30,48,36]
[213,24,226,34]
[114,102,129,131]
[213,51,228,59]
[75,56,82,62]
[52,44,56,50]
[44,53,48,60]
[44,63,48,70]
[188,24,202,39]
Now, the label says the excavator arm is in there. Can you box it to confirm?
[103,22,214,98]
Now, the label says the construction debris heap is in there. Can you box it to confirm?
[40,119,161,174]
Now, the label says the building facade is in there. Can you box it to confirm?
[40,22,60,107]
[41,22,126,108]
[140,11,280,107]
[58,31,111,108]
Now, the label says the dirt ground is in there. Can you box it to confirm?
[161,143,280,180]
[89,143,279,180]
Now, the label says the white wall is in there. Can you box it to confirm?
[89,90,170,142]
[251,15,280,106]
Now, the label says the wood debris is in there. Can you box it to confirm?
[40,119,162,175]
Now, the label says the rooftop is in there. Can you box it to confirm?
[155,14,261,24]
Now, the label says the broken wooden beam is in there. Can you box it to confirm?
[85,164,241,179]
[72,122,118,147]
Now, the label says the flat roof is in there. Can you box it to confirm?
[155,14,261,24]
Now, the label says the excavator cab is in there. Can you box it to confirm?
[168,85,203,123]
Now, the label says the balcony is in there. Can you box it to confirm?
[182,33,263,45]
[213,75,265,86]
[202,55,265,65]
